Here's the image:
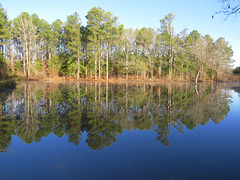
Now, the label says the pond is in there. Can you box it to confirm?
[0,81,240,180]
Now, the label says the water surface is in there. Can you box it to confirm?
[0,82,240,180]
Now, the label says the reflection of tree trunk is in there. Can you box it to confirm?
[195,84,199,95]
[125,83,129,121]
[85,83,88,94]
[98,83,101,117]
[98,83,101,102]
[26,83,30,124]
[94,82,97,103]
[90,83,92,95]
[169,53,172,79]
[106,82,108,110]
[168,84,172,116]
[126,51,129,80]
[11,91,15,113]
[24,83,27,113]
[77,81,80,105]
[0,99,2,118]
[150,84,153,103]
[158,84,161,104]
[18,97,20,119]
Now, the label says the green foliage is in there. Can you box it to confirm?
[186,30,200,45]
[15,60,22,71]
[0,3,235,81]
[60,54,77,76]
[0,53,8,79]
[233,66,240,73]
[0,120,15,152]
[0,4,11,41]
[34,59,42,70]
[0,82,233,151]
[48,56,61,76]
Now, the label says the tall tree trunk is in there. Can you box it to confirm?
[16,40,19,62]
[95,54,97,79]
[23,41,26,78]
[9,42,14,72]
[26,43,30,79]
[159,57,162,79]
[106,82,108,110]
[91,68,92,79]
[82,47,85,79]
[181,63,184,79]
[106,41,109,80]
[41,43,44,64]
[77,51,80,81]
[95,41,97,80]
[126,51,129,80]
[37,43,40,60]
[98,45,101,79]
[149,55,153,79]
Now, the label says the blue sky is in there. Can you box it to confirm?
[2,0,240,66]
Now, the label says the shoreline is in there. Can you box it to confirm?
[23,76,240,83]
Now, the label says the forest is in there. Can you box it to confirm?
[0,4,234,82]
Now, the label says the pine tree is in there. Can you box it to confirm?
[0,4,10,54]
[86,7,105,79]
[64,12,82,80]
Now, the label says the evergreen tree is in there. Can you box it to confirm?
[86,7,105,79]
[64,12,82,80]
[159,13,176,79]
[0,4,10,54]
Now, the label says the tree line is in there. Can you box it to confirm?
[0,4,234,82]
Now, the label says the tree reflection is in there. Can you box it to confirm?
[0,81,233,151]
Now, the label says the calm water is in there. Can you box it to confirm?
[0,81,240,180]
